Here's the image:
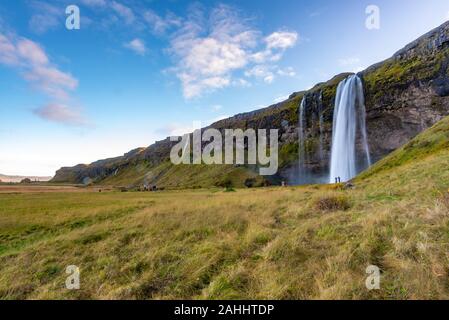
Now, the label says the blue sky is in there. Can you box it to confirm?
[1,0,448,176]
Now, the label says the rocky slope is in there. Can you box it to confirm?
[52,21,449,188]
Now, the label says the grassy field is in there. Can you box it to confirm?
[1,118,449,300]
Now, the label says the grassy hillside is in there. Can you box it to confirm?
[51,21,449,189]
[49,73,349,187]
[1,117,449,300]
[100,160,267,189]
[357,114,449,181]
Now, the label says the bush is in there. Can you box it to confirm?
[244,178,256,188]
[313,194,351,212]
[216,178,233,188]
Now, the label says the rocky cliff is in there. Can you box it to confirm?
[52,21,449,188]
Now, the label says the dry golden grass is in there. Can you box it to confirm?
[1,118,449,299]
[312,194,351,212]
[0,161,448,300]
[0,185,100,194]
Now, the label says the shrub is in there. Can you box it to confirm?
[244,178,256,188]
[313,194,351,212]
[216,178,233,188]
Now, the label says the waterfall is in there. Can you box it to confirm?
[329,75,371,183]
[318,91,324,163]
[298,96,307,181]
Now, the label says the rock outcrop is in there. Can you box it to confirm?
[52,21,449,187]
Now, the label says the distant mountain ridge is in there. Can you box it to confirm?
[52,21,449,188]
[0,174,52,183]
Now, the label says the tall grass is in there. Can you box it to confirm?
[1,117,449,300]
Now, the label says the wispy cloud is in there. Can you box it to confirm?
[244,65,296,84]
[28,1,61,34]
[211,104,223,112]
[207,115,229,125]
[245,65,275,84]
[33,103,87,126]
[166,4,299,99]
[273,94,290,103]
[0,33,86,126]
[49,2,298,99]
[338,56,365,73]
[338,57,361,66]
[277,66,296,77]
[81,0,107,7]
[155,122,194,137]
[265,31,298,50]
[124,38,147,56]
[143,10,182,35]
[110,1,135,25]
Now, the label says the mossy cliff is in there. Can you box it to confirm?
[362,22,449,161]
[52,21,449,187]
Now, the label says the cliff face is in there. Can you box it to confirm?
[52,21,449,187]
[363,22,449,160]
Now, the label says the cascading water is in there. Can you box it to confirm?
[329,75,371,183]
[298,96,309,182]
[318,91,325,163]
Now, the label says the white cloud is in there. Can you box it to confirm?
[353,66,366,73]
[273,95,289,103]
[61,2,298,99]
[211,104,222,112]
[252,104,267,110]
[170,5,255,99]
[110,1,135,25]
[124,38,147,56]
[265,31,298,50]
[33,103,87,126]
[28,1,61,34]
[155,123,194,137]
[264,74,274,83]
[338,57,366,73]
[24,65,78,100]
[168,4,299,99]
[338,57,361,66]
[14,39,78,101]
[0,33,85,126]
[207,115,229,125]
[245,65,275,83]
[244,65,294,83]
[232,78,251,87]
[16,39,49,66]
[0,34,19,65]
[143,10,181,34]
[81,0,107,7]
[277,67,296,77]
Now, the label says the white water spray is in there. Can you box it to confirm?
[318,91,325,163]
[329,75,371,183]
[298,96,307,180]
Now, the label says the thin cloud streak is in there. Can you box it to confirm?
[0,32,87,126]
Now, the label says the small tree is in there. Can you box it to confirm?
[20,178,32,184]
